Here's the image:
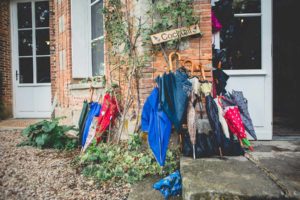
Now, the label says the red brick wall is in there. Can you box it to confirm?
[50,0,73,109]
[0,0,13,118]
[138,0,212,105]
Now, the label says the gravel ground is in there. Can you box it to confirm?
[0,130,130,200]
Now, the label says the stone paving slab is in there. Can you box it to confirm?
[128,176,182,200]
[181,156,283,200]
[181,140,300,200]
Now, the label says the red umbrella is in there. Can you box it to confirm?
[222,105,253,151]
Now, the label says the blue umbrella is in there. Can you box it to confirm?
[141,88,171,166]
[81,102,101,147]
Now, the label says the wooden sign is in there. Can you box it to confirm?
[150,25,202,45]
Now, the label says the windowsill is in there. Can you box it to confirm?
[69,82,105,90]
[224,69,267,76]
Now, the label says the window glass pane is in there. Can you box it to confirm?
[17,3,32,28]
[37,57,50,83]
[18,30,32,56]
[35,1,50,27]
[19,58,33,83]
[232,0,261,13]
[213,0,261,70]
[221,17,261,69]
[36,29,50,55]
[91,1,103,39]
[91,0,97,3]
[92,40,104,76]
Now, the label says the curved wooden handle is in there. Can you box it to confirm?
[168,52,181,71]
[199,63,206,80]
[183,60,194,74]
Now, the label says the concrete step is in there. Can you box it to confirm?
[181,141,300,200]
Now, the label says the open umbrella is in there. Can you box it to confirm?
[141,88,171,166]
[222,105,253,151]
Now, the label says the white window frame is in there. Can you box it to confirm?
[89,0,105,77]
[213,1,267,76]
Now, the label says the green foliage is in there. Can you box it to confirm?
[78,134,179,184]
[143,0,199,53]
[18,117,78,150]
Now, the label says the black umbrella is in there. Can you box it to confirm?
[78,100,89,145]
[201,82,224,156]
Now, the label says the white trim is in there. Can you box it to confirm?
[261,0,273,140]
[234,13,262,17]
[10,0,51,118]
[224,70,267,76]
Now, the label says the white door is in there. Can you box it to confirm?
[11,0,51,118]
[213,0,272,140]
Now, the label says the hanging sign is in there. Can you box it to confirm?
[150,25,202,45]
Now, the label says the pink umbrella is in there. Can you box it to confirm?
[223,105,253,151]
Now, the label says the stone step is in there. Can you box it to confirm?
[180,141,300,200]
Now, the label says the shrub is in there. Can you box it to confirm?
[78,133,179,184]
[18,117,78,150]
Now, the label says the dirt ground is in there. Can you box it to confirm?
[0,130,130,200]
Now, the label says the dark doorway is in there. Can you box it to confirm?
[273,0,300,136]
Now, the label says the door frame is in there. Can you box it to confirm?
[223,0,273,140]
[10,0,51,118]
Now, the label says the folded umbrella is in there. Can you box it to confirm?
[141,88,171,166]
[95,93,118,143]
[223,105,253,151]
[78,100,89,146]
[81,102,101,147]
[201,82,224,155]
[230,90,257,140]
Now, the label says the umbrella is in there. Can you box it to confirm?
[201,82,224,155]
[214,98,230,138]
[141,88,171,166]
[95,93,118,143]
[187,92,202,159]
[78,100,89,145]
[81,116,98,153]
[156,69,192,131]
[223,105,253,151]
[230,90,257,140]
[220,91,257,140]
[81,102,102,147]
[213,68,229,96]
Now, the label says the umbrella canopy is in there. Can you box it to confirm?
[95,93,118,143]
[156,70,192,131]
[205,94,223,149]
[230,90,257,140]
[78,100,89,145]
[81,102,101,147]
[223,105,253,151]
[220,91,257,140]
[141,88,171,166]
[213,68,229,96]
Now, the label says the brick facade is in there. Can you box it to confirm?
[0,0,12,119]
[0,0,212,126]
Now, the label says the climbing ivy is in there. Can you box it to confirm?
[143,0,199,54]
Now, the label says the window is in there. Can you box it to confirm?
[90,0,104,76]
[212,0,261,70]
